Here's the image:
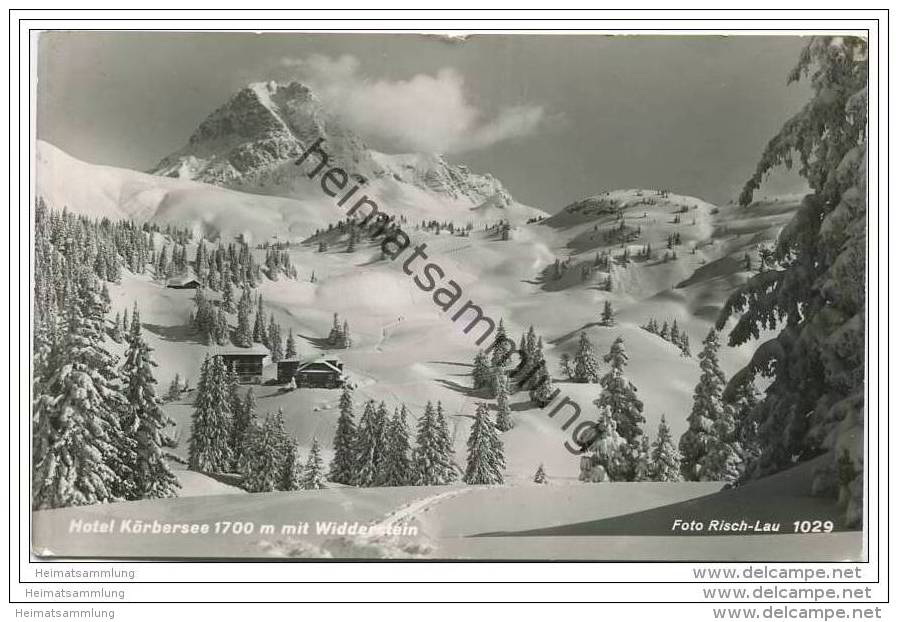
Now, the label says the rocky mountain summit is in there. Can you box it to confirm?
[151,81,514,210]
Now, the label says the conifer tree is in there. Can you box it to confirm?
[463,403,505,485]
[301,438,327,490]
[382,406,412,486]
[587,405,628,481]
[32,274,128,509]
[221,279,235,313]
[633,436,653,482]
[252,294,266,343]
[490,318,512,368]
[328,387,357,484]
[234,289,252,347]
[679,329,729,481]
[650,415,682,482]
[471,350,492,390]
[597,337,645,449]
[188,355,233,473]
[280,439,301,491]
[285,328,297,359]
[120,306,179,499]
[722,37,866,522]
[268,315,283,362]
[433,402,457,483]
[239,411,287,492]
[110,311,123,343]
[559,353,573,380]
[230,387,256,471]
[355,400,387,487]
[413,401,455,485]
[494,371,515,432]
[528,360,557,407]
[701,406,743,483]
[533,463,548,484]
[572,332,600,383]
[167,373,182,402]
[600,300,615,326]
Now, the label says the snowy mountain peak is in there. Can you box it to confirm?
[149,81,523,214]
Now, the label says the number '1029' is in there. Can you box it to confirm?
[792,520,834,533]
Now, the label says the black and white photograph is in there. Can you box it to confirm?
[28,30,870,562]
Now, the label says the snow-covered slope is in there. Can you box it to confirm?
[36,140,340,241]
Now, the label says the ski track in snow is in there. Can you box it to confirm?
[367,487,471,533]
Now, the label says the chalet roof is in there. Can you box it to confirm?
[165,272,201,286]
[296,357,344,374]
[208,344,270,358]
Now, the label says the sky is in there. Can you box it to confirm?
[36,32,812,211]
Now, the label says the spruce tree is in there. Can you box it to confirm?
[32,276,128,509]
[239,411,287,492]
[679,329,729,481]
[328,386,357,484]
[471,350,492,390]
[280,439,301,491]
[187,355,233,473]
[633,436,653,482]
[572,332,600,383]
[494,371,514,432]
[230,387,256,471]
[252,294,266,343]
[433,402,457,483]
[301,438,327,490]
[650,415,682,482]
[120,306,179,499]
[533,463,548,484]
[587,405,628,481]
[463,403,505,485]
[355,400,387,487]
[597,337,645,448]
[234,289,252,347]
[413,401,455,485]
[600,300,615,326]
[722,37,866,523]
[381,406,412,486]
[285,328,297,359]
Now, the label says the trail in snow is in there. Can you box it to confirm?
[366,487,471,533]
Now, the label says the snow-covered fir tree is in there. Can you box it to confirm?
[533,463,548,484]
[494,371,515,432]
[632,436,653,482]
[650,415,681,482]
[585,405,628,481]
[234,288,252,347]
[463,403,505,485]
[471,350,492,390]
[433,402,457,483]
[572,332,600,383]
[252,294,266,344]
[719,37,867,524]
[268,315,283,362]
[596,337,645,451]
[328,386,357,484]
[187,354,233,473]
[230,387,256,471]
[279,437,301,491]
[119,305,179,499]
[354,400,388,487]
[413,401,456,485]
[285,328,297,359]
[239,410,289,493]
[32,272,129,509]
[301,438,327,490]
[678,329,729,481]
[381,406,412,486]
[600,300,615,326]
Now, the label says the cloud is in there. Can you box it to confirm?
[279,54,544,154]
